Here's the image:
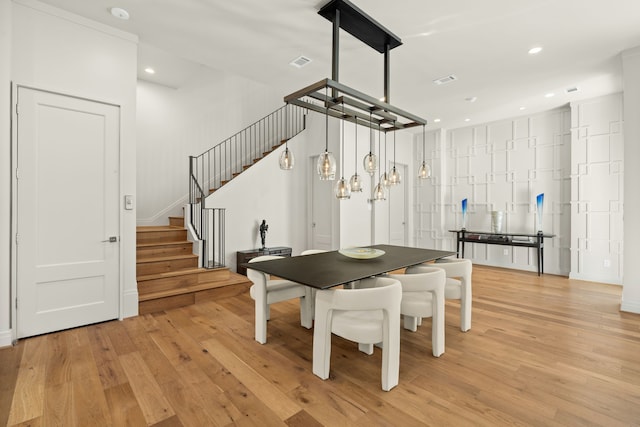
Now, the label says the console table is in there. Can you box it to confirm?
[449,230,554,276]
[236,246,292,275]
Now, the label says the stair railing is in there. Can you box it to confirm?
[188,103,307,268]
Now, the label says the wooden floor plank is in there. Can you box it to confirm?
[119,351,176,425]
[2,265,640,426]
[6,336,48,425]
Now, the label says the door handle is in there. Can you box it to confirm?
[102,236,118,243]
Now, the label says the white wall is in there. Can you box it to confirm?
[1,0,139,346]
[622,47,640,313]
[0,0,13,346]
[136,71,282,224]
[415,108,572,276]
[570,94,624,284]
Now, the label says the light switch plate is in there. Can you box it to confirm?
[124,195,133,210]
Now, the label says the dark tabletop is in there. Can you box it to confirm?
[241,244,456,289]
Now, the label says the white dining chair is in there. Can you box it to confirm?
[435,258,473,332]
[312,276,402,391]
[300,249,327,255]
[247,255,313,344]
[389,267,446,357]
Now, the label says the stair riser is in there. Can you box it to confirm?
[137,268,232,295]
[138,274,200,295]
[139,293,195,315]
[137,229,187,244]
[168,217,184,227]
[137,243,193,260]
[137,257,199,276]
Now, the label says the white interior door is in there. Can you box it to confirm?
[16,87,120,338]
[389,165,408,246]
[310,156,334,250]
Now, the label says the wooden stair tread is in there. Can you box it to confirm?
[136,240,191,248]
[136,254,198,264]
[138,275,251,302]
[137,267,214,282]
[137,226,185,232]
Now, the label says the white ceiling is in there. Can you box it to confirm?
[37,0,640,130]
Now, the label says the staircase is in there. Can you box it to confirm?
[136,217,251,314]
[188,104,307,267]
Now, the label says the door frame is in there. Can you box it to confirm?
[10,83,124,343]
[388,162,409,246]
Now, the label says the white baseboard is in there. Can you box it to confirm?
[0,329,13,348]
[122,287,139,318]
[569,272,622,285]
[620,299,640,314]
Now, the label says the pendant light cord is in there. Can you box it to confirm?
[422,124,426,162]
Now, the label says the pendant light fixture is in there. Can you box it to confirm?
[349,119,363,192]
[380,128,390,188]
[279,109,294,170]
[362,111,377,176]
[418,125,431,179]
[334,102,351,199]
[317,88,336,180]
[373,125,386,201]
[388,123,401,185]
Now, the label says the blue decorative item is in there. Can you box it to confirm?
[461,198,468,230]
[536,193,544,232]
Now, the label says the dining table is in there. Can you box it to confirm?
[241,244,456,289]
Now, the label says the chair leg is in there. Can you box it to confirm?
[460,282,472,332]
[312,309,332,380]
[381,314,400,391]
[403,315,418,332]
[432,290,445,357]
[358,343,374,355]
[300,290,313,329]
[255,299,268,344]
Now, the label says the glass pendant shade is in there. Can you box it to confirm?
[389,165,401,185]
[418,161,431,179]
[279,147,294,170]
[362,152,377,175]
[349,173,363,192]
[317,151,336,180]
[334,177,351,199]
[373,181,386,201]
[380,171,390,188]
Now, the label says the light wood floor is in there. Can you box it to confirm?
[2,265,640,426]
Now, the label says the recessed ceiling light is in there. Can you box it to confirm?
[433,118,441,123]
[110,7,130,20]
[464,118,471,122]
[289,55,312,68]
[545,92,555,98]
[528,46,543,55]
[465,96,477,103]
[144,67,155,74]
[519,106,526,110]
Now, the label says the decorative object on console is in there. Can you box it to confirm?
[536,193,544,232]
[491,210,504,233]
[461,198,468,230]
[259,219,268,250]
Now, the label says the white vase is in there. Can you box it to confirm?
[491,211,504,233]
